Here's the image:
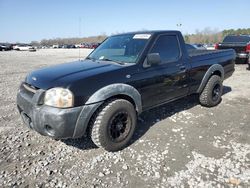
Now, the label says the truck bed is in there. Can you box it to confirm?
[189,49,231,57]
[189,49,235,62]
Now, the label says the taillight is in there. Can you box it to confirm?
[215,43,219,50]
[246,44,250,52]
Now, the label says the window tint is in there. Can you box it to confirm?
[150,35,180,62]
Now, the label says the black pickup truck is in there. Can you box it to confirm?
[17,31,236,151]
[216,35,250,64]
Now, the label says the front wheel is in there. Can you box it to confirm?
[90,99,137,151]
[199,75,223,107]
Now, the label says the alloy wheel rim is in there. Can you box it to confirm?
[109,111,131,142]
[212,83,221,101]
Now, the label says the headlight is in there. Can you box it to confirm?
[44,88,74,108]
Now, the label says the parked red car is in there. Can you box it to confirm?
[90,43,100,49]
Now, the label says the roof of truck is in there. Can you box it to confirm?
[112,30,181,36]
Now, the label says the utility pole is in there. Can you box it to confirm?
[176,23,182,33]
[78,17,81,61]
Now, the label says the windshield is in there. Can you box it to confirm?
[88,34,151,64]
[223,35,250,43]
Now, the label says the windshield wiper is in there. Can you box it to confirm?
[85,57,96,61]
[100,58,125,65]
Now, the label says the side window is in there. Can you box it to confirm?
[150,35,180,63]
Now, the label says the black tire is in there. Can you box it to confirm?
[247,58,250,70]
[199,75,223,107]
[90,99,137,151]
[244,58,248,64]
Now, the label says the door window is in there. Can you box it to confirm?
[150,35,181,63]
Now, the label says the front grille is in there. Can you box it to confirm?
[19,82,44,105]
[22,83,39,94]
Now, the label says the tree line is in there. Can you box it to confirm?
[31,35,107,46]
[31,28,250,46]
[184,28,250,44]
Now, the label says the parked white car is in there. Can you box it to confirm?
[204,44,216,50]
[13,44,34,51]
[52,45,59,48]
[75,44,82,48]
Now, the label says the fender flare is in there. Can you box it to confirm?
[73,84,142,138]
[85,83,142,113]
[197,64,224,93]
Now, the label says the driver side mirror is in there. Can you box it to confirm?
[144,53,161,68]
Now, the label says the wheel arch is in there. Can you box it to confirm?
[85,83,142,113]
[197,64,224,93]
[73,84,142,138]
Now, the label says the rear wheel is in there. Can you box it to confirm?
[199,75,223,107]
[90,99,137,151]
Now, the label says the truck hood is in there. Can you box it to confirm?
[26,60,122,89]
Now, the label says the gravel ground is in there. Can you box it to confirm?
[0,49,249,188]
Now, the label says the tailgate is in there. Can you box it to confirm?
[218,43,246,53]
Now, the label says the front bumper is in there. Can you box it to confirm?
[16,83,102,139]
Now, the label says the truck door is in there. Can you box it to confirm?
[147,34,189,104]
